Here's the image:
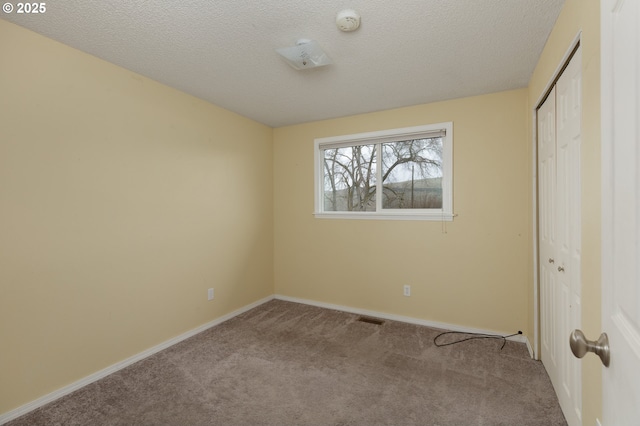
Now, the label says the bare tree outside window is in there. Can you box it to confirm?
[322,138,442,211]
[315,122,453,220]
[323,144,376,211]
[381,138,443,209]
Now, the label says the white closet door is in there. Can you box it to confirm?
[538,47,582,426]
[538,86,558,384]
[554,46,582,426]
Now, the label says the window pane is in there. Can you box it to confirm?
[381,138,443,209]
[323,144,376,211]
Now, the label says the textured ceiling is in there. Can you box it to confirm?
[2,0,565,127]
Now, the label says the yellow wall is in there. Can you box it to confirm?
[0,19,273,413]
[274,89,530,334]
[1,0,603,420]
[527,0,601,424]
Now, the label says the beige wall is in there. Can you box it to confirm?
[0,20,273,413]
[274,89,530,335]
[1,0,603,420]
[527,0,602,424]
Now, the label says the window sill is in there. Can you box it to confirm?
[313,212,455,221]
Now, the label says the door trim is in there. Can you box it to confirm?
[532,31,582,360]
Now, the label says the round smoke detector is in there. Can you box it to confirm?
[336,9,361,32]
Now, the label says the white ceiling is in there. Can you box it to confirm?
[3,0,565,127]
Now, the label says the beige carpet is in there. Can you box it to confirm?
[8,299,567,425]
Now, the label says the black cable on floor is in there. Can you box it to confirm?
[434,330,521,350]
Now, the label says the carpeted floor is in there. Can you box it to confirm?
[7,299,567,425]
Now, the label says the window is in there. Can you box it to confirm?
[314,122,453,220]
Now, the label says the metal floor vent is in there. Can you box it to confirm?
[357,316,384,325]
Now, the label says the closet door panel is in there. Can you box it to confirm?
[538,46,582,426]
[555,47,582,426]
[538,87,558,381]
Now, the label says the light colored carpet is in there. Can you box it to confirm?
[8,299,567,425]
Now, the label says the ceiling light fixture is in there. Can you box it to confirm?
[275,39,332,70]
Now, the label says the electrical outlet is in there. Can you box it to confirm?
[403,285,411,297]
[207,288,214,301]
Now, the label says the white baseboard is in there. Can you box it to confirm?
[274,294,531,347]
[524,336,534,358]
[0,295,275,425]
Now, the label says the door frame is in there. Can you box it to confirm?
[532,31,582,360]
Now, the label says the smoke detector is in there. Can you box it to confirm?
[336,9,361,32]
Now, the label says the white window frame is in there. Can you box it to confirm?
[314,122,453,221]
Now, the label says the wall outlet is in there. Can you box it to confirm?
[207,288,214,301]
[403,285,411,297]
